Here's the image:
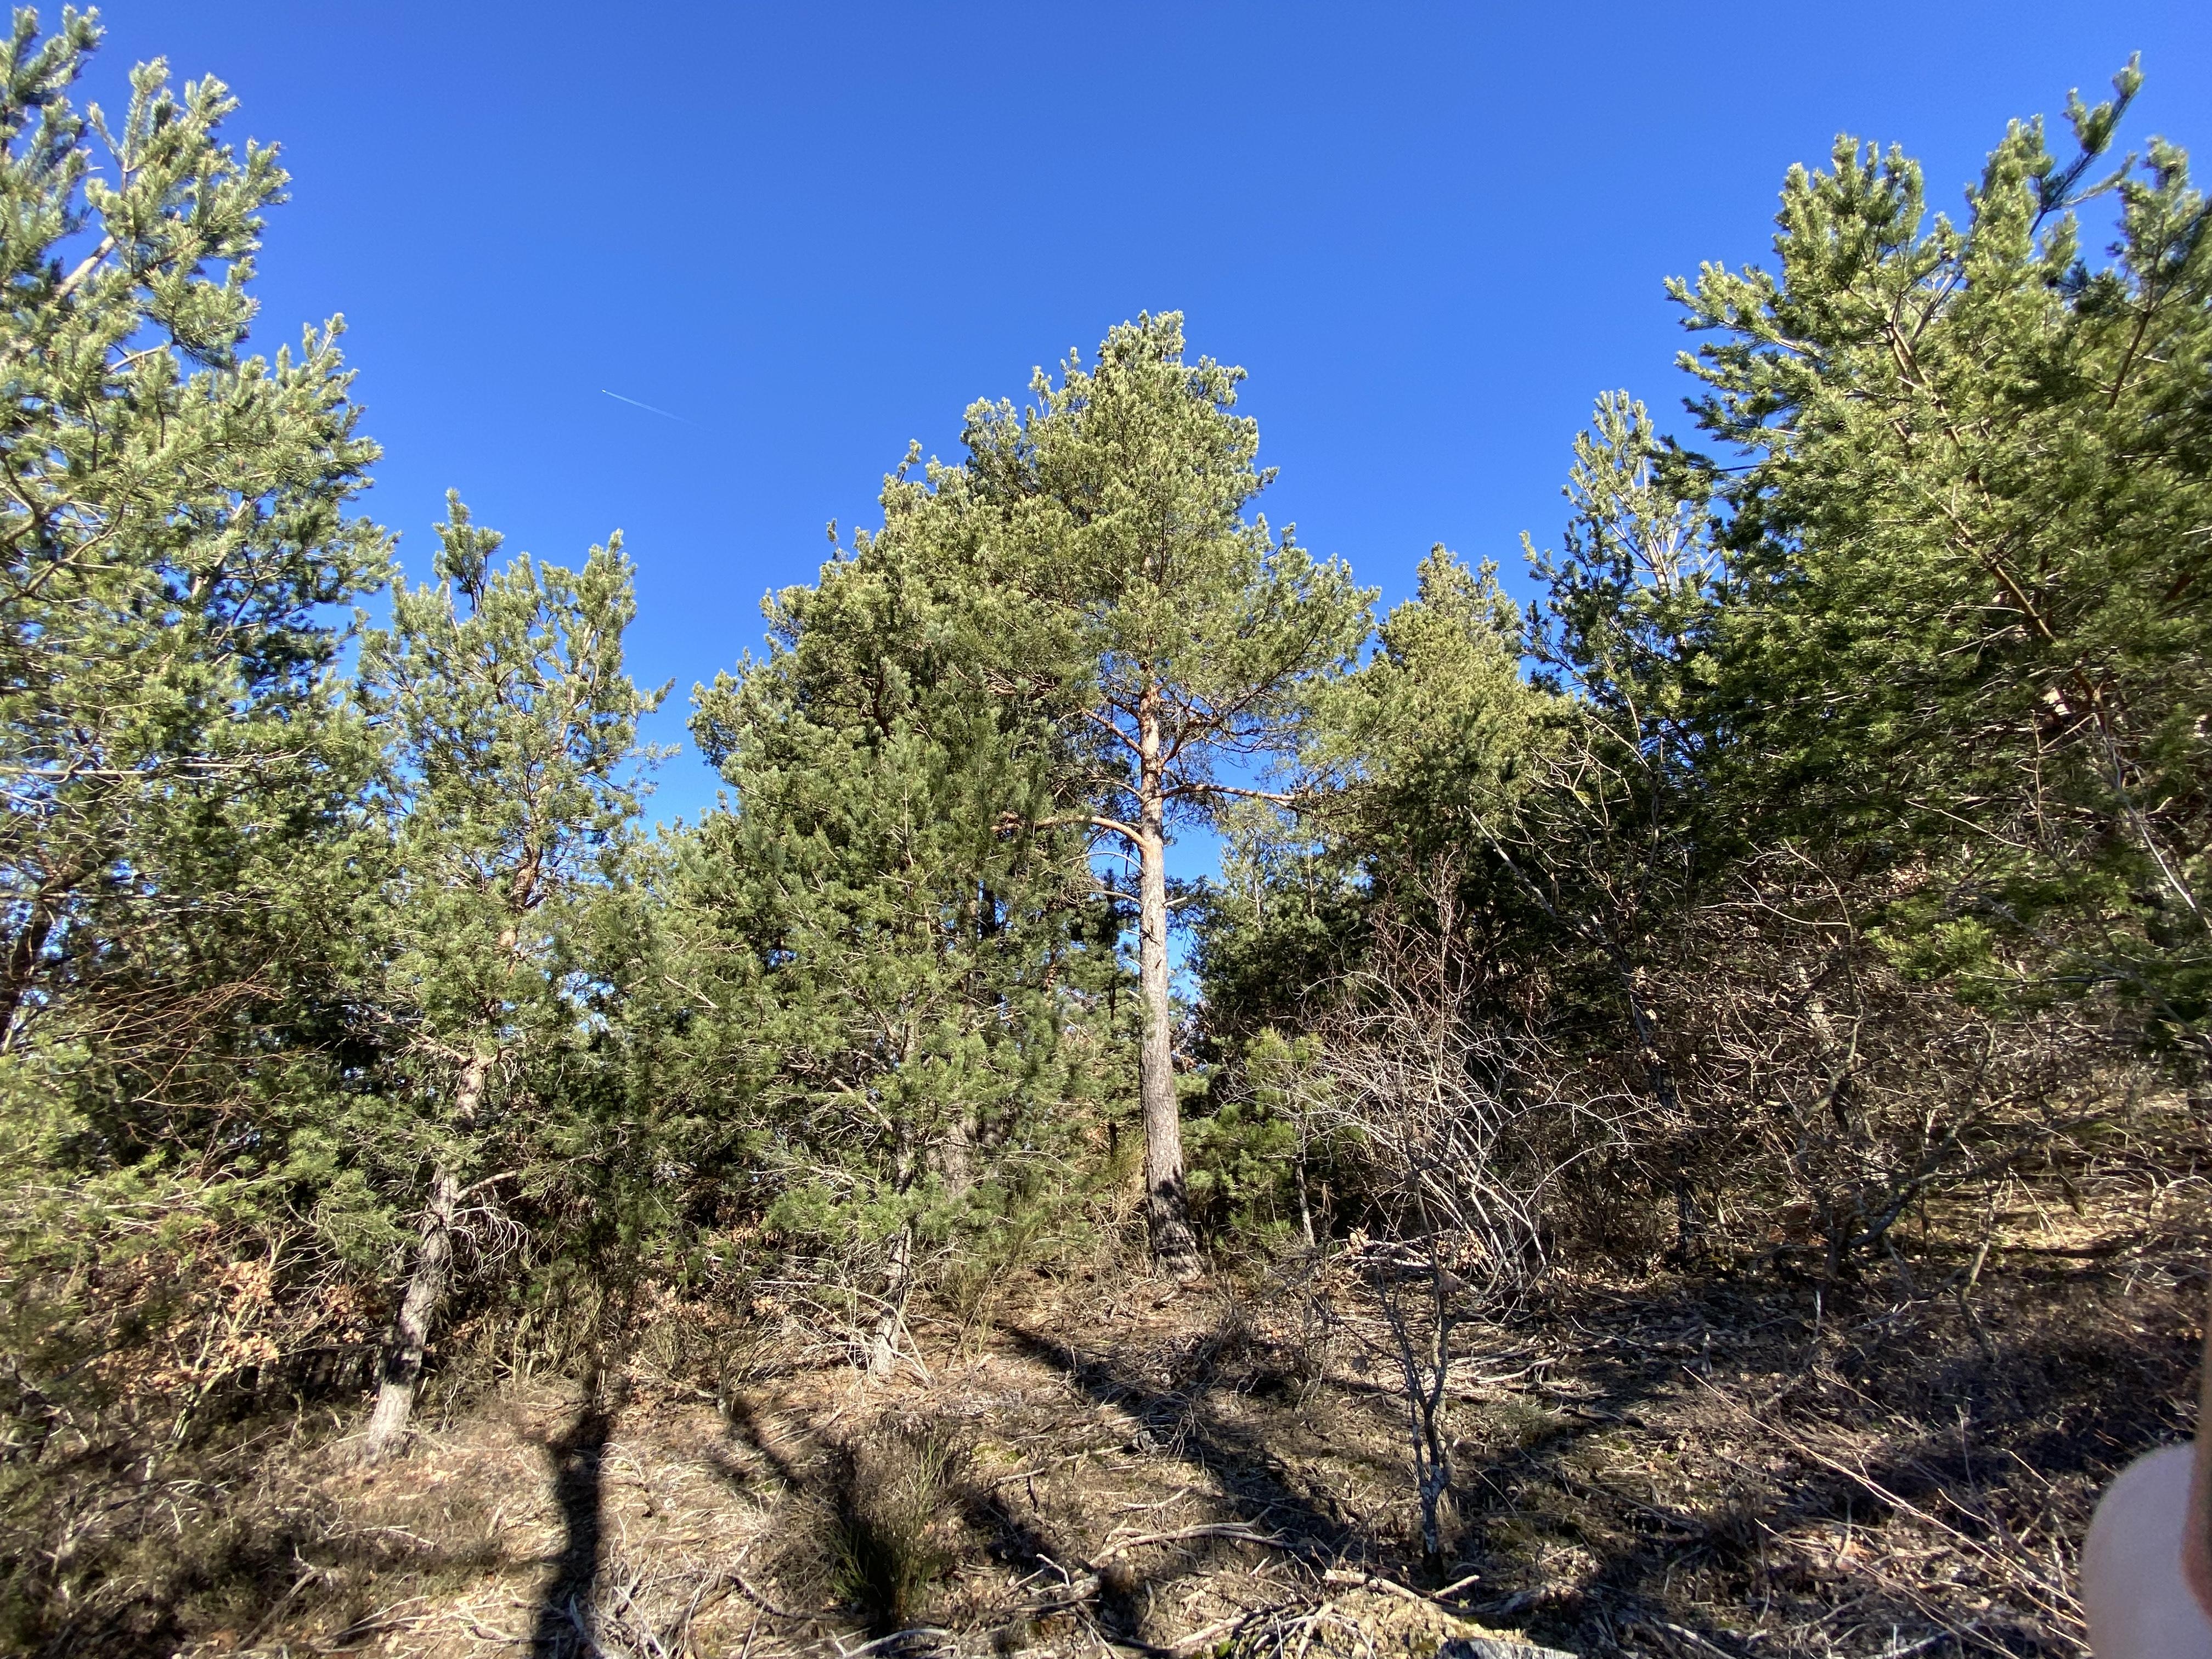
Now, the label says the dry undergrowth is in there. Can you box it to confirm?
[12,1173,2205,1659]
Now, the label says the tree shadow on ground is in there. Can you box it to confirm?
[529,1375,625,1658]
[1005,1320,1358,1560]
[1436,1260,2200,1657]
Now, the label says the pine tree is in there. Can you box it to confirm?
[0,14,387,1069]
[1195,546,1546,1043]
[354,496,661,1457]
[964,314,1372,1274]
[1512,396,1730,1250]
[682,470,1113,1369]
[0,10,396,1447]
[1675,61,2212,1055]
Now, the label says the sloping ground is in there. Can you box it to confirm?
[101,1186,2211,1658]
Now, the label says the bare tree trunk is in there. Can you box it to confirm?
[362,1163,459,1459]
[1296,1120,1317,1250]
[1137,696,1200,1278]
[933,1110,975,1201]
[363,1053,489,1460]
[866,1222,914,1378]
[1613,955,1698,1259]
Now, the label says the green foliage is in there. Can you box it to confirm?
[1493,393,1725,1058]
[353,492,664,1277]
[1195,546,1548,1042]
[1330,546,1547,849]
[1674,59,2212,1053]
[0,4,389,1149]
[1525,392,1719,742]
[362,494,661,1069]
[674,469,1119,1304]
[0,12,393,1475]
[1186,1027,1322,1244]
[827,1424,968,1633]
[963,312,1375,842]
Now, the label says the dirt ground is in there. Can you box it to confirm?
[120,1170,2207,1659]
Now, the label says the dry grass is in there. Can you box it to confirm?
[7,1169,2201,1659]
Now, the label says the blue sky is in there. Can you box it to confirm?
[84,2,2212,861]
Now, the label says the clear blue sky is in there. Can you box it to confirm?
[84,2,2212,855]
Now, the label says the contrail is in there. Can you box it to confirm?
[600,388,688,424]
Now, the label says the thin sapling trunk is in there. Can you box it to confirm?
[362,1053,489,1459]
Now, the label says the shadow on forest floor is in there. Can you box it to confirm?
[529,1374,625,1658]
[11,1208,2202,1659]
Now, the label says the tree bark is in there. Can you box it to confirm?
[1614,955,1698,1259]
[362,1162,459,1460]
[866,1222,914,1378]
[362,1053,489,1460]
[1136,695,1201,1277]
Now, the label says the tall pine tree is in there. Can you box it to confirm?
[355,497,661,1457]
[0,15,387,1099]
[964,314,1371,1273]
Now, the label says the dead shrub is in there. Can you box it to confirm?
[1290,866,1638,1567]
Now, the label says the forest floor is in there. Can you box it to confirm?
[68,1180,2212,1659]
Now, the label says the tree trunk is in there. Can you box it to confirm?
[1136,697,1201,1278]
[866,1084,923,1379]
[0,856,92,1054]
[0,894,59,1054]
[933,1111,975,1201]
[362,1054,489,1460]
[866,1222,914,1378]
[1616,955,1697,1260]
[362,1162,459,1460]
